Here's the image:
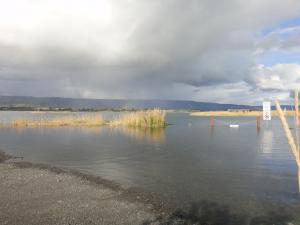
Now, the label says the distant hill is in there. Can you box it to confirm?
[0,96,260,111]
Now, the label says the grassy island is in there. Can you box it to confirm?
[109,109,166,128]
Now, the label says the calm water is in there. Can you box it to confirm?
[1,111,300,217]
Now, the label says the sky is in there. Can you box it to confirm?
[0,0,300,104]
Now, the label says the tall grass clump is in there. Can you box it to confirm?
[109,109,166,128]
[8,115,105,128]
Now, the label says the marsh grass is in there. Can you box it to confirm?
[109,109,166,128]
[7,115,106,128]
[1,109,167,128]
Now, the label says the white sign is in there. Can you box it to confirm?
[263,101,271,120]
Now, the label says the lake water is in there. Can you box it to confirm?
[1,111,300,220]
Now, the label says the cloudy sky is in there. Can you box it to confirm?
[1,0,300,104]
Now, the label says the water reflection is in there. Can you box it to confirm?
[260,129,273,155]
[2,126,104,135]
[295,124,300,195]
[111,127,165,144]
[259,125,300,197]
[1,112,300,216]
[298,168,300,195]
[288,121,300,196]
[143,200,294,225]
[295,154,300,195]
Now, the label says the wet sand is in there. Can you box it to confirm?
[0,151,163,225]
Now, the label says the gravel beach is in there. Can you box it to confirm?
[0,151,160,225]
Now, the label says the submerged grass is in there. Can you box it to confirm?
[1,109,167,128]
[109,109,166,128]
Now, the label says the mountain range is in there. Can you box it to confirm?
[0,96,262,111]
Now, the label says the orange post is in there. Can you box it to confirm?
[210,116,214,128]
[256,116,261,131]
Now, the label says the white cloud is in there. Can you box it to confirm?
[251,63,300,91]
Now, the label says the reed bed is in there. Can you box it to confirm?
[6,115,105,128]
[109,109,166,128]
[0,109,167,128]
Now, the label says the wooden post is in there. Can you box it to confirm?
[210,116,214,128]
[276,100,300,167]
[256,116,261,131]
[295,90,299,126]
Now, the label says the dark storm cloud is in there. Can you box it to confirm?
[1,0,300,103]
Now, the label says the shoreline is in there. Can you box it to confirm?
[190,110,296,117]
[1,150,300,224]
[0,150,170,225]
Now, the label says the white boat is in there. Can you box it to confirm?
[229,124,239,128]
